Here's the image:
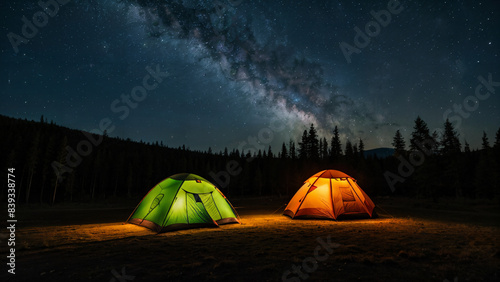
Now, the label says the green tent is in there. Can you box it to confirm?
[127,173,240,232]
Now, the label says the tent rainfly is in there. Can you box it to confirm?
[284,169,375,219]
[127,173,240,232]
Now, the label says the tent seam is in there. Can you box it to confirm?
[294,170,326,217]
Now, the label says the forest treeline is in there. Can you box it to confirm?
[0,114,499,205]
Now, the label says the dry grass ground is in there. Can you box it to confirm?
[4,197,500,282]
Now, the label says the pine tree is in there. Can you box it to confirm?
[431,130,440,153]
[308,124,319,159]
[441,119,461,154]
[481,131,490,150]
[392,130,406,155]
[298,130,308,159]
[494,128,500,149]
[52,136,69,205]
[319,139,323,159]
[464,140,471,153]
[322,137,328,160]
[345,140,354,157]
[40,136,55,203]
[410,116,433,152]
[358,138,365,157]
[330,126,342,160]
[280,142,288,159]
[289,139,296,159]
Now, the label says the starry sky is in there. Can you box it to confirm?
[1,0,499,151]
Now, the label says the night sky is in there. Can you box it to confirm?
[1,0,499,151]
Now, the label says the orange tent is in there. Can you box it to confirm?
[284,170,375,219]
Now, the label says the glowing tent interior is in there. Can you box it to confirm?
[284,170,375,219]
[127,173,240,232]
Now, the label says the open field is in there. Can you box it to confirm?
[4,197,500,281]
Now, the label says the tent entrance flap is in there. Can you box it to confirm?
[185,192,215,225]
[199,193,223,221]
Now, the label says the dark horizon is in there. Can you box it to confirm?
[2,112,497,153]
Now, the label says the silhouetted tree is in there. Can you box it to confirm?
[441,119,461,154]
[392,130,406,155]
[494,128,500,149]
[298,130,308,159]
[330,126,342,160]
[289,139,296,159]
[410,116,432,152]
[52,136,68,205]
[280,142,288,159]
[475,153,495,198]
[431,130,440,153]
[1,113,498,203]
[40,136,55,203]
[308,124,319,160]
[345,140,354,158]
[358,138,365,157]
[482,131,490,150]
[464,140,471,153]
[321,137,328,160]
[319,139,323,159]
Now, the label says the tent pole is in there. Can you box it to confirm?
[294,170,326,217]
[330,178,336,219]
[346,178,371,216]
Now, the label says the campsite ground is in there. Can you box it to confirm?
[6,197,500,282]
